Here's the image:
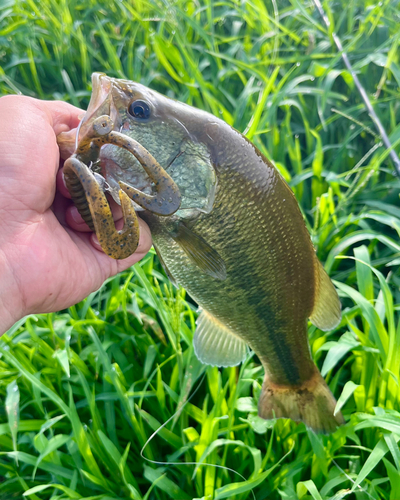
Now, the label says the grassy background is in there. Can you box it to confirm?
[1,0,400,498]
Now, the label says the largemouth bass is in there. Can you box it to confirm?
[58,73,344,433]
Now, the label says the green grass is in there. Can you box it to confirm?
[1,0,400,498]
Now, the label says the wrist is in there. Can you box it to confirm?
[0,249,25,336]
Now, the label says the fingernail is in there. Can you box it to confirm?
[91,233,103,251]
[70,206,84,224]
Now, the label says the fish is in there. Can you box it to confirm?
[57,73,344,433]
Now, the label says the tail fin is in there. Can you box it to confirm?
[258,369,344,433]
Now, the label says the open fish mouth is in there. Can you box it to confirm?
[63,74,181,260]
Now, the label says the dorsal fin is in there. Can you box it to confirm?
[193,309,248,367]
[310,259,341,331]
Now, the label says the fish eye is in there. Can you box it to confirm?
[128,100,151,119]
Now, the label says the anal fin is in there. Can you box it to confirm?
[194,309,248,367]
[310,260,341,331]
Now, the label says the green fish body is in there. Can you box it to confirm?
[62,73,344,433]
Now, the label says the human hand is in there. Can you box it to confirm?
[0,95,152,334]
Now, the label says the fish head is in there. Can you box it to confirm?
[79,72,218,216]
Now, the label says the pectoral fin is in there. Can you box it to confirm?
[194,309,248,367]
[310,260,341,331]
[171,223,226,280]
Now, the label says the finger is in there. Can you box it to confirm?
[91,217,152,259]
[41,101,83,160]
[63,163,126,231]
[61,218,152,294]
[0,96,83,186]
[52,190,71,226]
[60,158,125,219]
[108,196,123,220]
[57,169,72,199]
[40,99,84,136]
[65,201,126,232]
[0,95,83,139]
[58,128,78,160]
[66,205,92,232]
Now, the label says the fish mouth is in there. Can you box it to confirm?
[64,73,182,259]
[72,73,181,217]
[63,73,181,259]
[77,73,114,143]
[88,72,112,113]
[77,73,153,208]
